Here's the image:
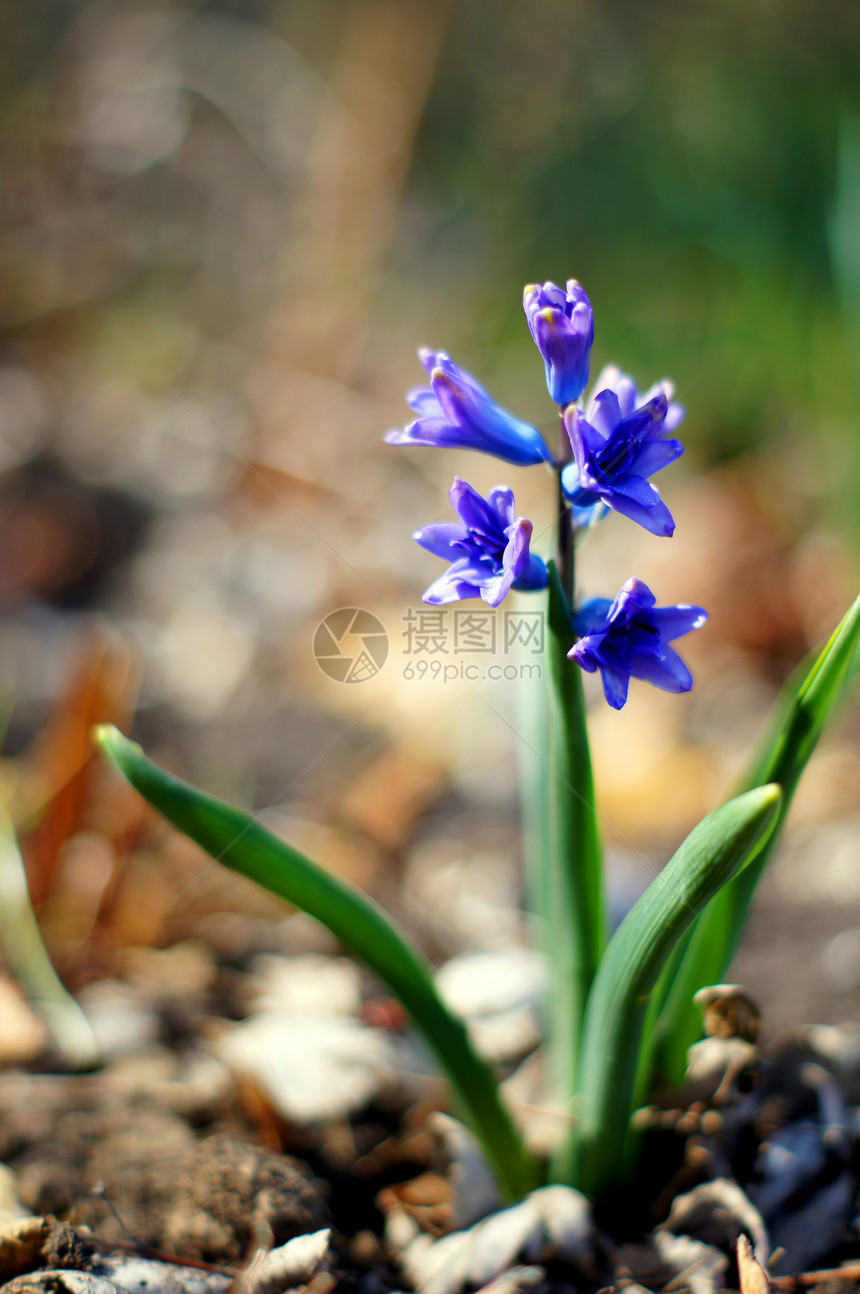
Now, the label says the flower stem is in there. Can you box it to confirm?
[536,413,606,1149]
[544,565,605,1132]
[557,413,575,604]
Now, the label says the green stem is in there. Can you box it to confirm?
[94,725,537,1201]
[517,668,553,936]
[544,565,605,1144]
[533,413,605,1165]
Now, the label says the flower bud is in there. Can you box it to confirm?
[523,279,594,405]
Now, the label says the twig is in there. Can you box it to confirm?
[772,1259,860,1289]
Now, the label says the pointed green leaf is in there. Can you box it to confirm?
[93,725,537,1200]
[652,594,860,1084]
[0,806,97,1069]
[552,784,782,1197]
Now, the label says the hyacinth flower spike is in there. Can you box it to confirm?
[523,278,594,405]
[414,477,548,607]
[386,349,553,466]
[561,375,685,536]
[570,577,707,709]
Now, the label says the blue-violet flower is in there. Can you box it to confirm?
[569,577,707,709]
[560,366,685,536]
[386,349,552,466]
[523,279,594,405]
[414,477,548,607]
[588,365,685,434]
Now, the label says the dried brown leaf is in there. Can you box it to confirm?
[738,1234,772,1294]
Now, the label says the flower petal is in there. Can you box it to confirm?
[385,416,467,450]
[665,402,685,432]
[431,364,551,465]
[503,520,549,593]
[573,597,613,638]
[587,389,623,441]
[422,561,483,605]
[600,662,631,709]
[418,346,439,374]
[632,438,684,478]
[612,394,669,450]
[610,474,666,506]
[586,365,623,419]
[501,518,533,579]
[406,385,442,416]
[604,479,676,537]
[568,638,600,673]
[513,552,549,592]
[449,477,507,542]
[649,604,708,640]
[413,522,469,559]
[481,568,517,608]
[611,577,657,617]
[564,408,607,467]
[574,501,607,527]
[486,486,516,527]
[629,644,694,693]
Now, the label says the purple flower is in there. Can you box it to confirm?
[560,365,685,536]
[385,349,552,466]
[569,577,707,709]
[523,279,594,405]
[414,477,548,607]
[589,365,686,433]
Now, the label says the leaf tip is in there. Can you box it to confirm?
[91,723,141,769]
[754,781,782,816]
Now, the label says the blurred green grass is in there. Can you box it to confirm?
[3,1,859,480]
[389,1,860,517]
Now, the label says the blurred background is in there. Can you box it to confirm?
[1,0,860,1041]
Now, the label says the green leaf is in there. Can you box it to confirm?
[0,805,97,1069]
[552,783,782,1198]
[94,725,538,1201]
[543,561,605,1107]
[652,594,860,1084]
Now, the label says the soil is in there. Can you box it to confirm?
[0,959,859,1294]
[0,1051,407,1290]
